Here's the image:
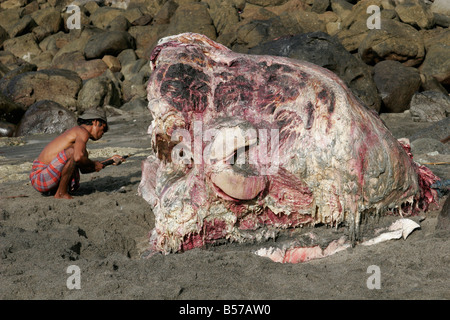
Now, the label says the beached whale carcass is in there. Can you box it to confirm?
[138,33,439,255]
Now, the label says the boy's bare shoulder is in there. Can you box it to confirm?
[68,126,89,140]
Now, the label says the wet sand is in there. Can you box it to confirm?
[0,109,449,300]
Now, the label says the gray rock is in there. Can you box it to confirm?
[15,100,77,136]
[410,91,450,122]
[0,8,22,34]
[249,32,381,111]
[420,73,449,95]
[431,0,450,16]
[84,31,136,60]
[1,68,82,111]
[128,25,159,58]
[8,15,37,38]
[410,138,449,155]
[2,33,42,62]
[120,58,147,81]
[0,25,8,47]
[373,60,421,113]
[358,18,425,67]
[233,17,290,52]
[106,15,131,31]
[162,2,216,41]
[131,14,153,26]
[152,0,178,25]
[0,120,16,137]
[434,12,450,28]
[51,51,109,81]
[30,7,62,34]
[0,60,9,78]
[0,63,38,94]
[0,91,26,125]
[89,7,125,29]
[395,0,435,29]
[205,0,239,47]
[77,75,121,113]
[311,0,330,14]
[117,49,137,67]
[330,0,353,20]
[419,44,450,90]
[281,9,326,34]
[409,117,450,142]
[246,0,288,6]
[121,97,148,113]
[436,195,450,232]
[32,25,52,43]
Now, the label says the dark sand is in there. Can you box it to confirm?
[1,109,449,300]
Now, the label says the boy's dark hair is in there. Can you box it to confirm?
[77,118,109,133]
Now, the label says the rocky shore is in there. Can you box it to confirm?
[0,0,449,131]
[0,0,449,300]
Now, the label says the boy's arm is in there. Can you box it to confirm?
[73,129,104,173]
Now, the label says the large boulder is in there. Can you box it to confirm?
[1,69,82,111]
[233,17,290,52]
[373,60,421,113]
[0,61,9,78]
[2,33,42,62]
[84,30,136,60]
[0,91,26,124]
[0,63,38,93]
[246,0,288,6]
[409,117,450,143]
[431,0,450,16]
[278,9,327,34]
[89,7,125,29]
[409,91,450,122]
[51,51,108,80]
[50,27,104,61]
[0,8,22,35]
[15,100,77,136]
[120,59,150,102]
[394,0,435,30]
[0,120,16,137]
[77,75,121,113]
[419,44,450,91]
[204,0,240,47]
[436,195,450,232]
[8,15,37,38]
[162,2,217,40]
[106,14,131,31]
[330,0,353,21]
[1,0,28,10]
[333,0,398,53]
[152,0,178,25]
[249,32,381,111]
[127,25,160,58]
[30,7,62,34]
[0,25,8,47]
[358,18,425,67]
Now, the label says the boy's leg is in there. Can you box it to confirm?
[55,148,75,199]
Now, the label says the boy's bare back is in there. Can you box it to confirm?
[37,126,90,165]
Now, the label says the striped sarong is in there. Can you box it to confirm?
[30,150,80,193]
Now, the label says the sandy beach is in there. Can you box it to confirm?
[0,108,448,301]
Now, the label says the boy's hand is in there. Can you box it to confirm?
[94,161,104,172]
[111,154,125,165]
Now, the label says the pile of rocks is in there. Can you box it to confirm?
[0,0,449,137]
